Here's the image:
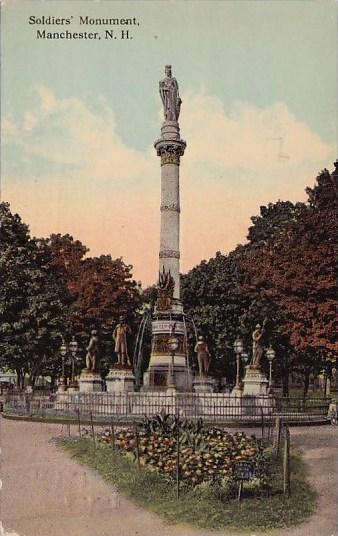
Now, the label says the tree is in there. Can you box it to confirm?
[0,203,70,387]
[46,234,143,372]
[181,250,248,384]
[237,164,338,395]
[182,164,337,395]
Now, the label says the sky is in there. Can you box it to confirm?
[1,0,337,286]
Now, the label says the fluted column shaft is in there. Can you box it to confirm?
[154,121,186,300]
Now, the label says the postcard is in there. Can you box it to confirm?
[1,1,337,536]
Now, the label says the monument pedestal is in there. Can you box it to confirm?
[57,379,67,393]
[79,370,103,393]
[231,385,244,397]
[67,384,79,393]
[106,367,135,393]
[242,366,268,396]
[193,376,214,393]
[144,314,192,392]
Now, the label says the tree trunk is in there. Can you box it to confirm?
[16,368,24,390]
[303,369,310,398]
[282,371,289,397]
[50,375,56,390]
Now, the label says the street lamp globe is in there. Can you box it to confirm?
[69,336,78,357]
[60,341,67,357]
[234,337,243,355]
[266,345,276,362]
[241,352,249,364]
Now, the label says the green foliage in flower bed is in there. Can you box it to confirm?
[99,417,267,490]
[60,433,317,531]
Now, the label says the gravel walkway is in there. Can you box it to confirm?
[0,418,337,536]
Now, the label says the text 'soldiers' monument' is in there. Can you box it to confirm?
[143,66,190,391]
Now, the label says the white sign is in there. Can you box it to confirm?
[152,321,185,334]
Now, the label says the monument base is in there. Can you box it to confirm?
[79,370,103,393]
[106,367,135,393]
[143,364,191,392]
[242,366,268,396]
[67,384,79,393]
[231,385,244,397]
[57,379,67,393]
[193,376,215,393]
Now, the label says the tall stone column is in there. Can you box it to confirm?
[142,66,190,392]
[155,124,186,300]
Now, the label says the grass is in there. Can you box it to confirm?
[60,437,317,532]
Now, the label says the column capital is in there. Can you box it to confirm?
[154,139,186,166]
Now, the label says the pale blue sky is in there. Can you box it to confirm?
[2,0,337,153]
[1,0,337,284]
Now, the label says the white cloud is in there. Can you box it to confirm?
[2,86,335,285]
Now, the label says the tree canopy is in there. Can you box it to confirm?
[182,163,338,394]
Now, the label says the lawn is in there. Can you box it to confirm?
[60,432,317,532]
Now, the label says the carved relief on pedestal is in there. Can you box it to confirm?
[152,334,185,354]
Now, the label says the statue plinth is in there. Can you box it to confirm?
[106,367,135,393]
[79,369,103,393]
[242,366,268,396]
[192,376,214,394]
[57,378,67,393]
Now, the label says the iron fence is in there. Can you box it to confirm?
[1,391,331,424]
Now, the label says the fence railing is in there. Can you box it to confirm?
[1,391,331,423]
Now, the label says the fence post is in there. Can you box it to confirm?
[283,425,291,497]
[274,416,281,454]
[90,411,96,450]
[237,481,243,502]
[176,415,180,499]
[77,408,81,436]
[261,406,264,439]
[110,417,115,450]
[134,421,140,470]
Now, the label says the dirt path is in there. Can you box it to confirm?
[0,418,337,536]
[277,426,338,536]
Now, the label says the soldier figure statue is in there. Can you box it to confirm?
[159,65,182,121]
[251,319,267,369]
[194,336,211,377]
[113,317,132,367]
[85,330,100,372]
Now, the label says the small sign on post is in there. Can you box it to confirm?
[233,461,256,501]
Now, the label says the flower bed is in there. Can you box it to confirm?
[97,414,268,489]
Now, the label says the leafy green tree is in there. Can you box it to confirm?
[46,234,143,372]
[182,165,337,397]
[237,164,338,395]
[0,203,70,387]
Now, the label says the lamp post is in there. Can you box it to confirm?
[59,339,67,391]
[168,334,179,391]
[266,345,275,392]
[59,336,78,390]
[233,337,244,390]
[69,336,79,387]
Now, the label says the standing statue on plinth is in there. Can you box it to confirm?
[85,330,100,372]
[194,336,211,377]
[251,320,267,369]
[159,65,182,121]
[113,317,132,367]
